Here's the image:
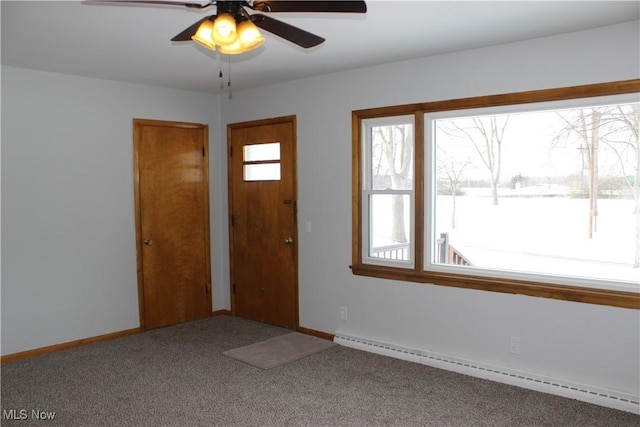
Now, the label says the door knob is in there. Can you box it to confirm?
[284,237,294,245]
[144,239,153,245]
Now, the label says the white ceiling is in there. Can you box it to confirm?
[2,1,639,93]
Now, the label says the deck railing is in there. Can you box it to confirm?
[437,232,472,266]
[371,243,410,261]
[370,233,472,266]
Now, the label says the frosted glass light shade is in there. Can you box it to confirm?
[237,20,265,51]
[191,20,216,51]
[217,39,247,55]
[212,13,237,46]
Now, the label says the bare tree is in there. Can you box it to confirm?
[438,116,509,205]
[437,147,471,229]
[372,124,413,243]
[601,104,640,267]
[556,104,639,266]
[555,108,602,238]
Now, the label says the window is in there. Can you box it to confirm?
[362,116,415,267]
[352,80,640,308]
[243,142,281,181]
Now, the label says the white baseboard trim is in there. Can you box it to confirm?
[334,332,640,415]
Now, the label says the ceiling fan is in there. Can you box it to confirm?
[88,1,367,54]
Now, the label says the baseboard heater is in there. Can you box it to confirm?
[334,332,639,414]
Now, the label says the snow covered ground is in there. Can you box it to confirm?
[369,189,639,288]
[435,194,639,285]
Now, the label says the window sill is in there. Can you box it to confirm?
[350,264,640,309]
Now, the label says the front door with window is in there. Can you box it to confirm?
[228,116,298,329]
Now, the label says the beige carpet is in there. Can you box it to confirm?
[223,332,336,369]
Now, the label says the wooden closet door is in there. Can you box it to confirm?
[134,119,211,329]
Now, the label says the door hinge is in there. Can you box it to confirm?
[232,283,236,294]
[202,146,205,157]
[229,146,233,157]
[205,282,210,295]
[230,215,234,227]
[284,200,298,224]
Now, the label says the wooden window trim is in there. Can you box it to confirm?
[351,79,640,309]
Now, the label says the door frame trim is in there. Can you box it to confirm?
[227,115,299,329]
[133,118,212,331]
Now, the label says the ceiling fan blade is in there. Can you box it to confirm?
[251,14,325,49]
[171,16,211,41]
[83,0,212,9]
[251,1,366,13]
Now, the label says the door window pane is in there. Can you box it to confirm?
[244,142,280,162]
[244,163,281,181]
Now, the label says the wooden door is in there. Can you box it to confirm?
[228,116,298,329]
[134,119,212,330]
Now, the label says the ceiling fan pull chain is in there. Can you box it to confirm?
[227,54,233,100]
[218,54,224,90]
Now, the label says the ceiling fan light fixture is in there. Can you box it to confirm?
[191,19,216,51]
[236,20,265,51]
[212,13,237,46]
[217,39,248,55]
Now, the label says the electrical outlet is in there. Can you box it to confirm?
[510,336,521,355]
[339,306,348,322]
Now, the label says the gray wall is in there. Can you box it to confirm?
[220,21,640,396]
[1,67,225,354]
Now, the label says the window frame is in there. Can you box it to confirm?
[361,115,416,268]
[351,80,640,309]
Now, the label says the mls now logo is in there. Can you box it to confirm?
[3,409,56,420]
